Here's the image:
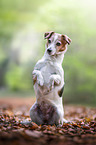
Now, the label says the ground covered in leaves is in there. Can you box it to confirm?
[0,98,96,145]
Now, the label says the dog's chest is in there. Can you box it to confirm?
[41,62,56,84]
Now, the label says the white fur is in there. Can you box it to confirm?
[30,33,69,125]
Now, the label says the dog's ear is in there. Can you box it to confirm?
[44,31,54,39]
[62,35,72,45]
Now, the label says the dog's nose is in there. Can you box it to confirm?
[47,48,52,53]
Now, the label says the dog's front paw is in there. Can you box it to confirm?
[49,75,61,87]
[32,70,44,86]
[54,77,61,85]
[37,78,44,86]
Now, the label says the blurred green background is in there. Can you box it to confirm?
[0,0,96,106]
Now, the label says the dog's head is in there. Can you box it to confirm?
[44,31,71,56]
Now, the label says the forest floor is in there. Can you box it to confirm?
[0,97,96,145]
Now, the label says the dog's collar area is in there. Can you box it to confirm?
[45,52,64,63]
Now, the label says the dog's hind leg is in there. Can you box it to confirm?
[63,118,68,123]
[30,103,44,125]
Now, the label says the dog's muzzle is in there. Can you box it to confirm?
[47,48,52,54]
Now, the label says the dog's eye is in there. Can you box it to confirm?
[48,40,51,43]
[56,42,61,46]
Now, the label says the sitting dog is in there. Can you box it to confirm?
[30,31,71,125]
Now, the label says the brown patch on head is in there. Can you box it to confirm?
[56,35,67,52]
[44,31,54,39]
[62,35,72,45]
[56,34,71,52]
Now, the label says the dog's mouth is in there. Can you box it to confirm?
[49,53,56,56]
[48,51,64,57]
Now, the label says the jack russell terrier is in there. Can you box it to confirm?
[30,31,71,125]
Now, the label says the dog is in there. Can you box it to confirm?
[30,31,71,125]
